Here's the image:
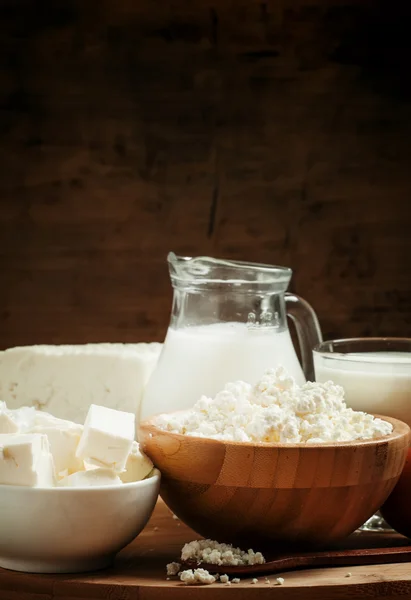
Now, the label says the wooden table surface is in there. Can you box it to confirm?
[2,499,411,599]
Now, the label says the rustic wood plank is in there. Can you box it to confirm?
[2,500,411,599]
[0,0,410,348]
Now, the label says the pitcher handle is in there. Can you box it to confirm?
[285,293,323,381]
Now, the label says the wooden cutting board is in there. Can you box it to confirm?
[1,499,411,600]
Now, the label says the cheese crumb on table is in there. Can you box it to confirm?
[219,575,229,584]
[276,577,285,585]
[251,578,258,584]
[179,569,216,585]
[181,539,265,566]
[345,572,352,577]
[232,578,241,584]
[156,366,393,443]
[76,404,135,472]
[166,562,181,576]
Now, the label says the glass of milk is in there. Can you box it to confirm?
[314,337,411,532]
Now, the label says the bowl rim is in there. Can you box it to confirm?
[313,337,411,358]
[0,468,161,493]
[140,416,410,449]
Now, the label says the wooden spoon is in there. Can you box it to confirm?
[180,542,411,576]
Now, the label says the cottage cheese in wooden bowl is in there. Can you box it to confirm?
[139,367,409,548]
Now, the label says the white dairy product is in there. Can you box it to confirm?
[76,404,135,472]
[141,324,304,421]
[0,403,19,433]
[276,577,285,585]
[181,539,265,566]
[166,562,181,576]
[58,467,122,487]
[314,352,411,426]
[29,425,83,477]
[0,433,55,487]
[119,440,153,483]
[0,342,162,424]
[0,400,153,487]
[219,575,230,584]
[11,406,38,430]
[8,408,84,477]
[156,367,393,443]
[179,569,216,585]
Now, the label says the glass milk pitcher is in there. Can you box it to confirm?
[140,253,322,421]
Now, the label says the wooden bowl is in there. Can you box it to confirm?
[380,448,411,538]
[139,415,410,548]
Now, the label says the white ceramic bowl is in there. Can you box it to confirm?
[0,469,160,573]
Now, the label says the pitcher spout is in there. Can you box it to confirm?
[167,252,292,289]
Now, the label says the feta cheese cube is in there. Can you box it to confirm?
[58,468,122,487]
[25,411,84,477]
[0,403,19,433]
[0,433,55,487]
[76,404,135,472]
[30,426,84,477]
[119,440,153,483]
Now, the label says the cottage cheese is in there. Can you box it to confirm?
[156,366,393,443]
[179,568,216,585]
[181,539,265,567]
[166,562,181,576]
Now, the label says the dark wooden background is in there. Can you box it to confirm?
[0,0,410,349]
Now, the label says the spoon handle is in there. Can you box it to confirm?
[182,545,411,575]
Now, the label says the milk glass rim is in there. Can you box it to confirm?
[313,337,411,364]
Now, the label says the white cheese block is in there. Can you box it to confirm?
[119,440,153,483]
[0,342,162,424]
[58,468,122,487]
[0,433,55,487]
[76,404,135,472]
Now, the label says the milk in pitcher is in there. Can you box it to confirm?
[140,322,305,421]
